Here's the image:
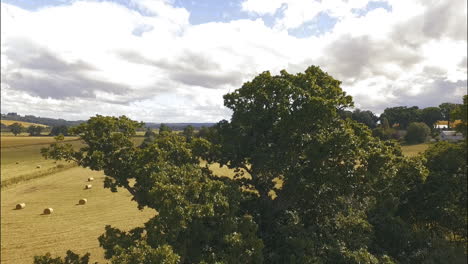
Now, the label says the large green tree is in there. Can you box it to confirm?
[41,115,263,263]
[37,66,466,264]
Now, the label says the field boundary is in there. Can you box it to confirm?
[1,162,78,188]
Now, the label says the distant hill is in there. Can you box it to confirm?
[1,113,216,130]
[1,113,84,127]
[0,120,49,128]
[144,123,216,131]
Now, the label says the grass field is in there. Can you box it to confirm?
[1,120,49,128]
[400,143,430,157]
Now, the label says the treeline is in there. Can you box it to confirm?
[145,122,215,131]
[340,99,466,143]
[341,102,462,129]
[1,112,84,127]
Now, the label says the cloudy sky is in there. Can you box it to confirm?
[1,0,466,122]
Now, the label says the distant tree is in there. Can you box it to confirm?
[182,125,195,142]
[382,117,390,130]
[439,102,458,127]
[372,117,400,141]
[381,106,421,129]
[158,123,172,135]
[27,125,44,136]
[8,122,23,136]
[451,95,467,136]
[140,128,156,148]
[420,107,443,128]
[50,125,69,136]
[196,126,210,139]
[351,109,378,128]
[338,109,352,119]
[405,122,430,144]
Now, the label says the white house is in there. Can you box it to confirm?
[440,131,464,142]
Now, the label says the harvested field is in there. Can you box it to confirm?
[1,167,155,264]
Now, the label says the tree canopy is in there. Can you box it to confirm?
[27,125,44,136]
[38,66,467,264]
[420,107,442,128]
[380,106,421,129]
[8,122,23,136]
[50,125,69,136]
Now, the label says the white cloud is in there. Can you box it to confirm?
[1,0,466,122]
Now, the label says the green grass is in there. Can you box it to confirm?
[400,143,430,157]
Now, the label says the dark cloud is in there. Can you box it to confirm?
[317,35,423,82]
[391,0,467,48]
[354,78,467,113]
[118,49,244,88]
[3,39,130,100]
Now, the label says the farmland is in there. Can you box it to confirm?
[0,134,432,263]
[0,136,153,264]
[1,120,49,128]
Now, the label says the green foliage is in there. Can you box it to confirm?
[381,106,421,129]
[38,66,467,263]
[27,125,44,136]
[50,125,69,136]
[372,127,399,141]
[405,122,430,144]
[420,107,443,128]
[41,115,263,263]
[33,250,92,264]
[8,122,23,136]
[439,102,458,121]
[140,128,157,148]
[159,123,172,135]
[182,125,195,142]
[451,95,467,136]
[196,126,215,139]
[351,109,379,128]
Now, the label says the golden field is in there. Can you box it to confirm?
[1,120,49,128]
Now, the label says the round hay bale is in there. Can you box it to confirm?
[15,161,19,164]
[36,165,42,169]
[79,198,87,205]
[85,184,92,189]
[16,203,26,209]
[43,208,53,214]
[87,177,94,182]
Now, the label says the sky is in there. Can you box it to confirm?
[1,0,467,122]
